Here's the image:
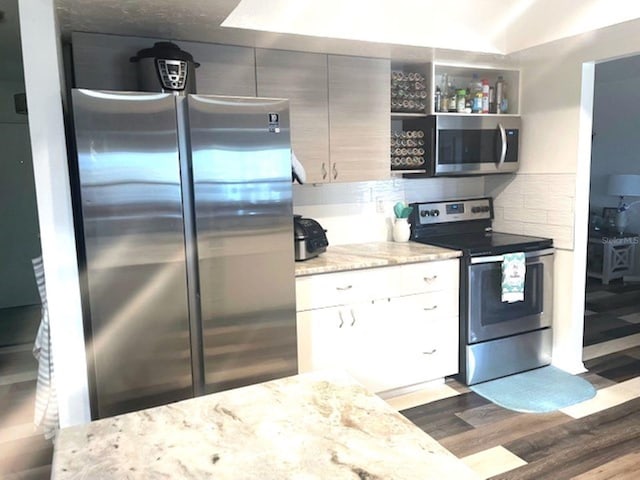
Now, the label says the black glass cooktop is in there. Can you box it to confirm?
[413,231,553,257]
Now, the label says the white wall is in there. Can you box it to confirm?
[590,55,640,233]
[18,0,90,426]
[489,19,640,374]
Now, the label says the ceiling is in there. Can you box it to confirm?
[0,0,637,82]
[53,0,640,58]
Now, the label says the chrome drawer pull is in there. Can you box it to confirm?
[338,311,344,328]
[423,275,438,282]
[422,349,437,355]
[423,305,438,311]
[350,309,356,326]
[336,285,353,291]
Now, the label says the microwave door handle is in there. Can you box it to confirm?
[497,123,507,168]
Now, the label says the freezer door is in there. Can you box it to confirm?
[187,95,297,393]
[72,89,193,418]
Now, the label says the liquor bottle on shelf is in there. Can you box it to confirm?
[448,77,457,113]
[481,79,490,113]
[469,74,482,113]
[495,76,508,114]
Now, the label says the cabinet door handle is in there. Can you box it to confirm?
[336,285,353,291]
[422,349,437,355]
[423,275,438,282]
[338,310,344,328]
[350,309,356,326]
[321,162,328,180]
[423,305,438,311]
[332,163,338,180]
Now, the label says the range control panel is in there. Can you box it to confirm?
[414,198,493,225]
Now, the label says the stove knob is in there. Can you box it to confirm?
[483,206,491,212]
[420,210,430,217]
[471,207,479,213]
[430,209,440,217]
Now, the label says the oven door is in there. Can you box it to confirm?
[434,115,520,176]
[467,248,554,344]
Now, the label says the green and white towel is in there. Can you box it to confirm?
[502,252,526,303]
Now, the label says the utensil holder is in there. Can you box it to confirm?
[393,217,411,242]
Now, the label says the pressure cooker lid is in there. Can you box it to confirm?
[130,42,200,67]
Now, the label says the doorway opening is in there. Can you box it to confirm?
[583,54,640,378]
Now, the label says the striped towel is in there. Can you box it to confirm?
[32,256,59,440]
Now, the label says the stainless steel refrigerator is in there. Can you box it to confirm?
[70,89,297,419]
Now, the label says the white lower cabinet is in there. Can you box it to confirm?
[296,259,460,393]
[297,301,385,389]
[383,294,459,389]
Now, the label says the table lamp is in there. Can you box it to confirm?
[607,174,640,234]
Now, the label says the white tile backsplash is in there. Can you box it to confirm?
[492,219,526,235]
[293,177,485,245]
[486,173,576,250]
[547,210,574,227]
[523,224,573,248]
[293,173,576,249]
[503,206,548,223]
[523,194,574,212]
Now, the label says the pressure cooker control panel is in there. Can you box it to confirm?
[415,198,493,225]
[157,59,188,90]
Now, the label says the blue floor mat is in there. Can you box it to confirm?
[470,366,596,413]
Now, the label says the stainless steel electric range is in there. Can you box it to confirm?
[409,197,555,385]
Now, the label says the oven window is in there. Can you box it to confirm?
[438,129,518,165]
[468,260,546,343]
[480,263,542,325]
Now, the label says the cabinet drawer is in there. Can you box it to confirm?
[296,267,398,311]
[418,315,459,378]
[393,290,459,319]
[399,259,459,295]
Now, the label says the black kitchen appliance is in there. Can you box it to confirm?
[410,197,554,385]
[294,215,328,261]
[130,42,200,94]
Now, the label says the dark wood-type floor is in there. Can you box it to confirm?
[583,277,640,346]
[1,306,52,480]
[402,346,640,479]
[402,277,640,479]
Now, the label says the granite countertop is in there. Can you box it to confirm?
[53,371,478,480]
[295,241,462,276]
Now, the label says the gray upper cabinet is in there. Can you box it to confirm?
[256,49,330,184]
[72,32,256,96]
[328,55,391,182]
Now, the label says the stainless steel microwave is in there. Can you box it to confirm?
[416,116,520,176]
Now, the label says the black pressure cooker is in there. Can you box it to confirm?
[130,42,200,95]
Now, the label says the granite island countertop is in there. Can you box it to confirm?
[53,371,478,480]
[295,241,462,276]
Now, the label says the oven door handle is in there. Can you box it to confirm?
[470,248,555,264]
